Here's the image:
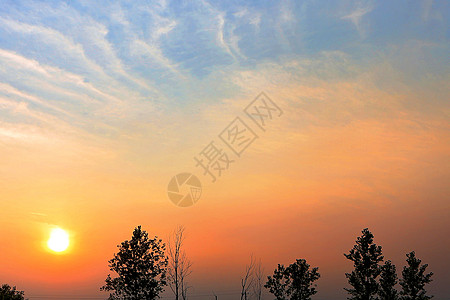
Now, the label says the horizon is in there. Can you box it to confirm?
[0,0,449,299]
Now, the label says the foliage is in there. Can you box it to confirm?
[0,284,26,300]
[265,259,320,300]
[399,252,433,300]
[379,260,399,300]
[101,226,168,300]
[344,228,384,300]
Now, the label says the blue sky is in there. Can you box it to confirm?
[0,0,447,148]
[1,0,447,102]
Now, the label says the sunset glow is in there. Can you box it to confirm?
[47,228,69,253]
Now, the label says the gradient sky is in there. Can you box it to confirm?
[0,0,449,299]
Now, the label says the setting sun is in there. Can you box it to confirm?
[47,228,70,253]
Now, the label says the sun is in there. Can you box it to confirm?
[47,228,70,252]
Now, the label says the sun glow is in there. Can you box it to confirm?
[47,228,70,252]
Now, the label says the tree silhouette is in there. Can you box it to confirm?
[344,228,383,300]
[265,263,288,300]
[240,255,255,300]
[379,260,399,300]
[100,225,168,300]
[167,225,192,300]
[399,251,433,300]
[0,284,26,300]
[253,259,264,300]
[265,259,320,300]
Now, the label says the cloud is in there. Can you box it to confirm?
[0,49,121,108]
[421,0,443,22]
[341,0,374,37]
[0,83,63,112]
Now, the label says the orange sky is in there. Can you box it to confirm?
[1,75,448,298]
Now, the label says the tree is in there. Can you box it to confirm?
[167,225,192,300]
[265,264,289,300]
[100,225,168,300]
[265,259,320,300]
[379,260,399,300]
[399,252,433,300]
[0,284,26,300]
[240,255,255,300]
[253,259,264,300]
[344,228,384,300]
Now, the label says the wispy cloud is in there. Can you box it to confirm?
[341,0,374,37]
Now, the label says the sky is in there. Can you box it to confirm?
[0,0,448,299]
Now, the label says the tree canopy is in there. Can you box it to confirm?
[379,260,399,300]
[0,284,26,300]
[344,228,384,300]
[400,251,433,300]
[101,225,168,300]
[265,259,320,300]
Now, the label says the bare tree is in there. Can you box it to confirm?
[253,259,264,300]
[240,255,255,300]
[179,250,192,300]
[167,226,192,300]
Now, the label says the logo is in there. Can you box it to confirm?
[167,92,282,207]
[167,173,202,207]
